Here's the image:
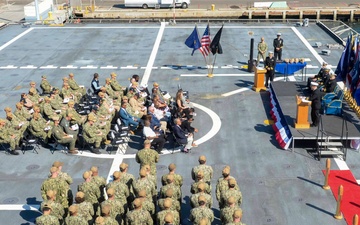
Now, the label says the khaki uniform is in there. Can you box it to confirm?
[135,148,159,176]
[257,41,268,65]
[52,125,76,150]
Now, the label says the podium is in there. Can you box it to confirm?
[252,67,267,92]
[295,95,311,129]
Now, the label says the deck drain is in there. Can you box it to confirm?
[26,164,40,171]
[156,164,167,171]
[2,197,19,204]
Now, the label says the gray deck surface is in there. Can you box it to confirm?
[0,22,357,225]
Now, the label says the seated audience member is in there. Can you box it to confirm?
[129,93,147,118]
[51,116,78,154]
[307,63,330,88]
[119,101,139,134]
[152,82,171,104]
[91,73,101,95]
[40,75,53,94]
[20,93,34,110]
[181,115,198,135]
[143,120,166,153]
[68,73,86,97]
[0,118,21,155]
[29,81,42,96]
[322,73,337,93]
[172,118,197,153]
[148,106,167,132]
[176,90,195,119]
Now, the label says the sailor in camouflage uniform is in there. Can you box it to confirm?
[74,191,95,224]
[14,102,31,121]
[101,188,125,225]
[156,198,180,225]
[160,175,181,203]
[65,204,88,225]
[106,171,130,213]
[216,166,240,208]
[131,189,155,217]
[190,171,211,195]
[52,161,73,207]
[90,166,107,203]
[78,171,101,216]
[126,198,153,225]
[191,155,213,184]
[0,118,20,155]
[40,167,69,213]
[220,179,242,210]
[51,116,78,154]
[189,195,214,225]
[190,182,213,208]
[161,163,183,187]
[225,209,247,225]
[36,204,60,225]
[220,196,242,224]
[40,75,53,94]
[135,140,159,176]
[40,190,65,224]
[119,163,135,205]
[133,169,156,202]
[68,73,86,97]
[110,72,125,97]
[158,188,181,212]
[101,204,118,225]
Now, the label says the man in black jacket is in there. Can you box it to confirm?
[265,51,276,88]
[309,82,322,127]
[273,33,284,61]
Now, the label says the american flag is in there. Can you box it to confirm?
[199,24,211,57]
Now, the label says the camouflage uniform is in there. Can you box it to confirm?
[120,172,135,195]
[66,107,85,125]
[133,178,156,201]
[189,207,214,225]
[65,215,88,225]
[35,214,60,225]
[41,79,52,94]
[68,77,86,96]
[58,171,73,206]
[130,198,155,215]
[0,123,21,150]
[220,206,241,224]
[40,200,65,222]
[14,107,31,121]
[191,181,211,195]
[76,201,94,223]
[101,200,125,225]
[160,184,181,202]
[83,121,103,148]
[106,181,130,209]
[135,148,159,176]
[7,113,28,137]
[220,189,242,209]
[190,193,213,208]
[92,175,107,202]
[126,208,153,225]
[191,164,213,183]
[110,77,125,95]
[215,176,239,203]
[225,222,247,225]
[78,181,101,205]
[158,198,181,212]
[161,173,183,187]
[103,216,118,225]
[40,177,68,208]
[30,116,51,140]
[157,209,180,225]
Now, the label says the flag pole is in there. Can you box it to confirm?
[209,53,217,77]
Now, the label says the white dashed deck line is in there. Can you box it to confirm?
[39,65,57,69]
[100,65,118,69]
[0,204,39,211]
[0,65,17,69]
[60,65,78,69]
[120,66,139,69]
[141,22,166,86]
[19,65,37,69]
[0,28,33,52]
[80,65,98,69]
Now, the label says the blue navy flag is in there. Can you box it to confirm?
[210,25,223,55]
[185,26,201,56]
[335,35,352,81]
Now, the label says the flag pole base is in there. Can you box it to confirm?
[207,73,213,78]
